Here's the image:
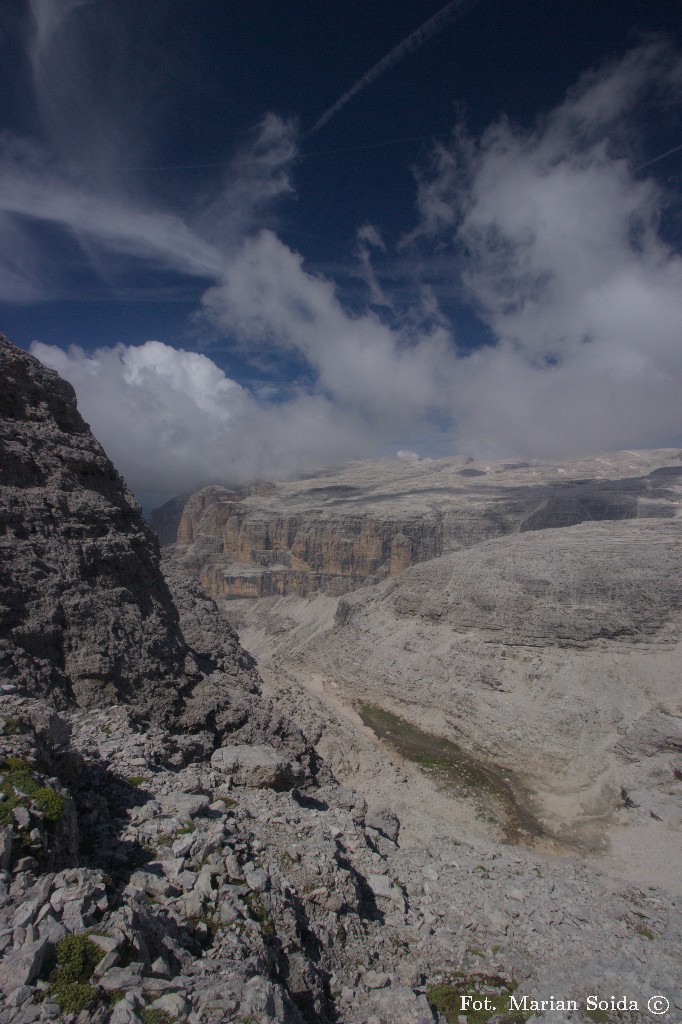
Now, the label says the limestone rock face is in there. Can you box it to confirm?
[167,450,682,599]
[0,335,191,716]
[0,336,296,749]
[174,488,443,599]
[237,510,682,862]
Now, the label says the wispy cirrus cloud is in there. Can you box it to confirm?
[0,111,300,300]
[0,0,299,301]
[0,140,224,282]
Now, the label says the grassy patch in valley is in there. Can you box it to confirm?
[357,703,544,845]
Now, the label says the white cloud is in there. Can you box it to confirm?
[199,114,299,247]
[203,229,456,423]
[411,40,682,456]
[29,339,396,508]
[29,0,100,64]
[0,142,225,281]
[355,223,394,308]
[0,213,48,302]
[1,0,299,301]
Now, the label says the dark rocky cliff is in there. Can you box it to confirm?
[0,335,292,753]
[1,335,188,716]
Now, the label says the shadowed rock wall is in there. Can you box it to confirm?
[0,336,294,752]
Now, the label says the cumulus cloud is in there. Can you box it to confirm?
[30,339,405,509]
[411,40,682,456]
[203,230,456,423]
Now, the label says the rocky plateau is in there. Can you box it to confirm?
[160,449,681,600]
[168,449,682,883]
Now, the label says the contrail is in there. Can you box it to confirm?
[634,142,682,172]
[306,0,480,138]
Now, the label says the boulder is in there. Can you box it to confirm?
[0,937,48,993]
[210,743,301,790]
[366,806,400,843]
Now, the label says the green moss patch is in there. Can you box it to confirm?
[584,1009,612,1024]
[356,704,544,844]
[0,757,64,827]
[126,776,148,788]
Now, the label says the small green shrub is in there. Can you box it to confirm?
[426,974,528,1024]
[636,925,654,940]
[0,717,22,736]
[55,934,104,978]
[35,786,65,823]
[53,979,99,1014]
[584,1010,611,1024]
[0,758,64,826]
[47,934,105,1014]
[139,1010,173,1024]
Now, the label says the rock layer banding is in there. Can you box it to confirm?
[165,452,680,599]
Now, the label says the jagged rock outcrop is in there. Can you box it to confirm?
[166,450,682,599]
[0,335,189,717]
[0,336,291,750]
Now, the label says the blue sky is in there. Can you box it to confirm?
[1,0,681,507]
